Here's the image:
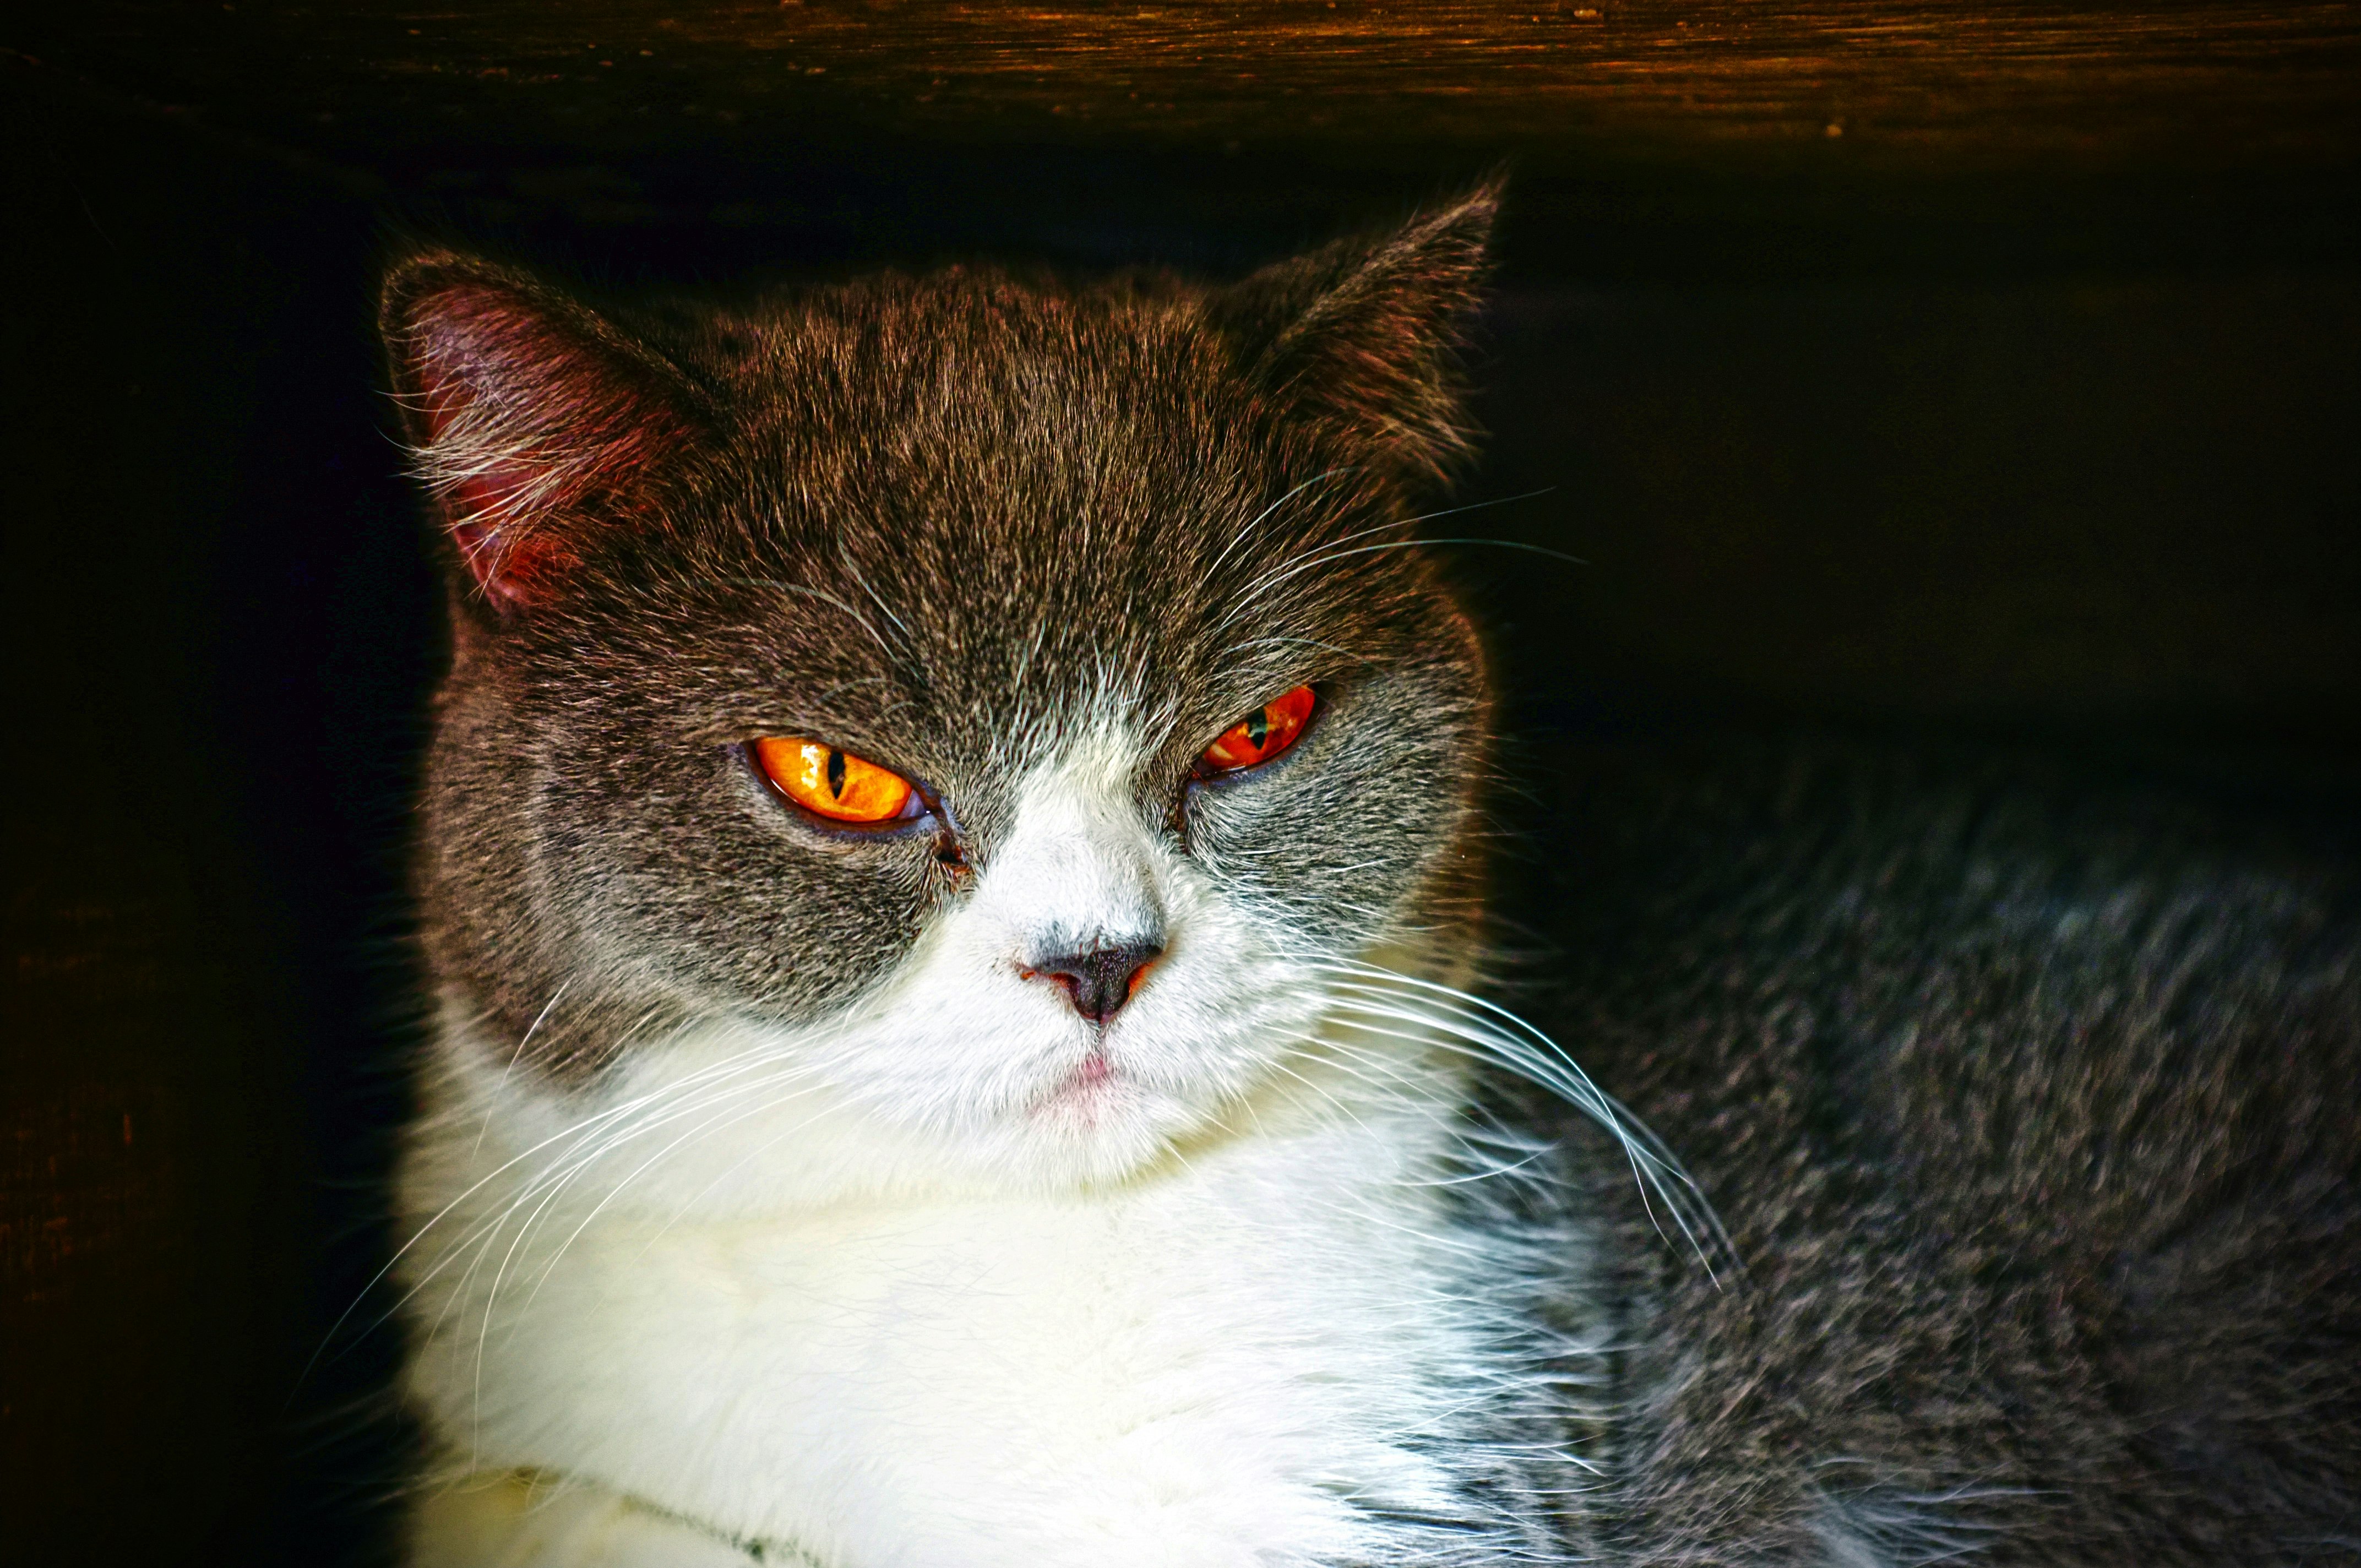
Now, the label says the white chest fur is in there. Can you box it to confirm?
[399,1047,1522,1567]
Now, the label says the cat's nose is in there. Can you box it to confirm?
[1024,940,1163,1024]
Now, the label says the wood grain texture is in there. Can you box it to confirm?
[15,2,2361,171]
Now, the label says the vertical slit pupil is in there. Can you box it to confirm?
[1246,708,1269,749]
[825,748,847,798]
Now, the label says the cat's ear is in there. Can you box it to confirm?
[1210,181,1499,484]
[380,251,703,613]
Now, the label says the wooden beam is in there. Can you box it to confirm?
[9,3,2357,275]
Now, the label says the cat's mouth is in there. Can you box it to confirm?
[1038,1047,1120,1125]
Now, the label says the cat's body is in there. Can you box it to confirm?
[383,193,2361,1566]
[1520,741,2361,1563]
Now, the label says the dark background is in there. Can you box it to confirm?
[4,5,2358,1562]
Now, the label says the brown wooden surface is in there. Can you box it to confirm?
[9,3,2360,273]
[17,2,2361,168]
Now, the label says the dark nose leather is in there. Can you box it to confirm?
[1027,941,1162,1023]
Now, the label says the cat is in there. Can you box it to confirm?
[380,188,2361,1566]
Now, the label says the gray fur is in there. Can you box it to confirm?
[1531,742,2361,1565]
[384,191,2361,1563]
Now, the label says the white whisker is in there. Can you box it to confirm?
[1306,959,1731,1280]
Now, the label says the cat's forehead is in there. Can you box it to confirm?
[714,275,1267,521]
[655,278,1427,728]
[668,468,1419,770]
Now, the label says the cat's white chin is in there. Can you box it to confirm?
[1003,1057,1258,1190]
[1026,1052,1154,1155]
[417,1008,1266,1227]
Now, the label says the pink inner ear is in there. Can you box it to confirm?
[404,286,678,611]
[447,498,578,611]
[420,392,572,609]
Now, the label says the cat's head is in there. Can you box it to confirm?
[387,189,1499,1198]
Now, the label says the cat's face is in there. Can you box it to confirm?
[390,193,1498,1197]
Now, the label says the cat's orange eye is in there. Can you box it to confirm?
[753,738,918,825]
[1199,685,1318,775]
